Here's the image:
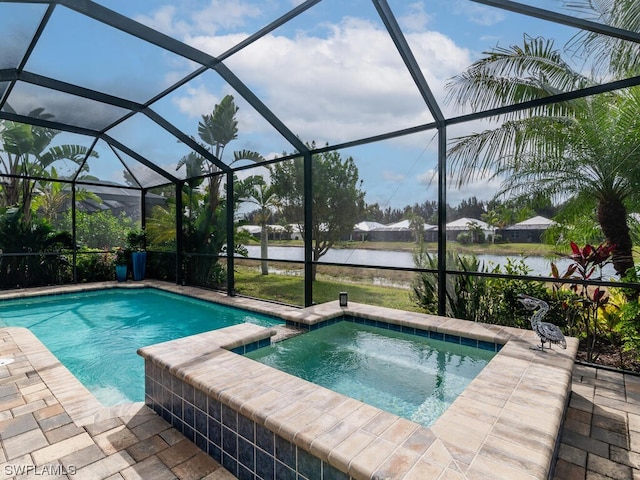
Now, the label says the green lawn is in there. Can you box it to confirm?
[254,239,559,257]
[234,266,422,311]
[233,240,559,311]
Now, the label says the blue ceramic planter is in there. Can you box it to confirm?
[115,264,128,282]
[132,251,146,281]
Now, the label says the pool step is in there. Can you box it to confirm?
[270,324,305,343]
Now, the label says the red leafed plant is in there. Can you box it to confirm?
[551,241,614,362]
[566,241,616,279]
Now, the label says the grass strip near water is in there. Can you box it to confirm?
[263,240,557,257]
[234,266,421,312]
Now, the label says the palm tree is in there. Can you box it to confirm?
[175,95,265,286]
[177,95,264,217]
[481,209,500,244]
[243,175,279,275]
[407,213,426,244]
[445,35,640,277]
[0,113,96,224]
[566,0,640,77]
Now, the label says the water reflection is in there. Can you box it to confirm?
[242,245,617,278]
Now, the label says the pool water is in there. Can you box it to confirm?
[245,321,495,427]
[0,288,280,405]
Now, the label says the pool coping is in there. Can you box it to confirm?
[0,281,578,479]
[136,283,577,479]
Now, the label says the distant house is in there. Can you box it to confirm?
[369,220,412,242]
[289,224,303,241]
[78,184,167,219]
[445,217,491,241]
[239,224,294,240]
[500,215,556,243]
[368,220,435,242]
[349,221,385,241]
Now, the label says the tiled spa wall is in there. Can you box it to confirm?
[144,360,351,480]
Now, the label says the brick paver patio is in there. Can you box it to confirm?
[553,364,640,480]
[0,327,235,480]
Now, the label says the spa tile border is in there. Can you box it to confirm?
[140,321,578,479]
[287,314,502,352]
[135,283,578,479]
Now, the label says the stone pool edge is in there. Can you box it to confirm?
[137,286,578,480]
[0,281,579,479]
[0,327,150,426]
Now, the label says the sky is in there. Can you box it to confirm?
[1,0,602,210]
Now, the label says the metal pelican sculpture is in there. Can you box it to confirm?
[517,294,567,351]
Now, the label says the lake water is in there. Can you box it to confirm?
[243,245,617,278]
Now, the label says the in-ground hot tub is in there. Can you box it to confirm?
[245,319,497,427]
[139,296,577,480]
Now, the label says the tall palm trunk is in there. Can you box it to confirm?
[597,196,634,277]
[260,224,269,275]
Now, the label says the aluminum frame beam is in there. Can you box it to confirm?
[1,68,229,173]
[372,0,445,125]
[55,0,309,155]
[471,0,640,44]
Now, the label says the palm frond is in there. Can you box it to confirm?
[39,145,96,167]
[198,95,239,148]
[447,114,573,187]
[446,35,591,115]
[233,149,265,164]
[566,0,640,76]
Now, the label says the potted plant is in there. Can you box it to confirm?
[114,247,128,282]
[126,229,146,281]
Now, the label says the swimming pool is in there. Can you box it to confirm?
[0,288,281,405]
[245,320,495,427]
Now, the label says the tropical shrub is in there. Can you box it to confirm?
[595,266,640,369]
[76,250,115,282]
[61,210,137,249]
[550,241,615,362]
[456,232,472,244]
[0,208,74,288]
[412,247,551,326]
[485,258,555,329]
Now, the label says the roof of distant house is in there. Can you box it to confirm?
[445,217,490,230]
[373,219,435,231]
[503,215,556,230]
[353,221,385,232]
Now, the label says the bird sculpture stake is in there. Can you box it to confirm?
[517,294,567,351]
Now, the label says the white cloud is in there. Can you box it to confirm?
[135,5,191,38]
[173,85,221,118]
[383,171,406,183]
[134,2,501,206]
[176,16,472,144]
[135,1,262,38]
[416,168,437,187]
[193,0,262,34]
[398,2,433,32]
[452,1,505,27]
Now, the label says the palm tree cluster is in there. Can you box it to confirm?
[445,1,640,279]
[0,110,96,225]
[172,95,265,286]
